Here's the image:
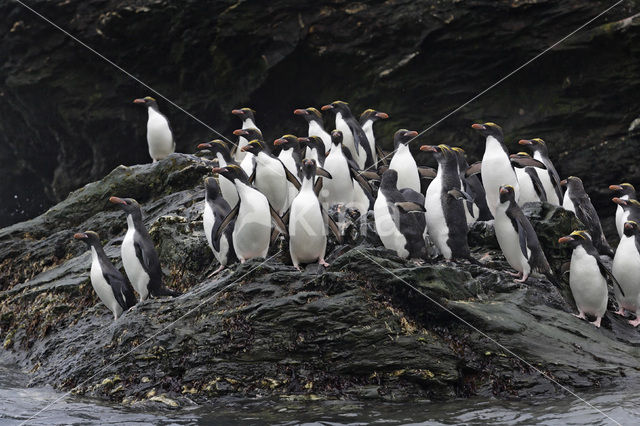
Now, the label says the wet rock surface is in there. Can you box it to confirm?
[1,0,640,226]
[1,154,639,407]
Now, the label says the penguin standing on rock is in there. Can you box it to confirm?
[388,129,421,193]
[471,122,519,215]
[561,176,614,257]
[203,177,236,275]
[289,159,342,270]
[518,138,563,206]
[294,108,332,153]
[109,197,181,301]
[374,169,427,259]
[494,185,554,283]
[133,96,175,162]
[321,130,356,209]
[212,165,288,263]
[609,183,637,238]
[360,109,389,165]
[196,140,239,207]
[420,144,471,261]
[231,108,259,163]
[74,231,137,320]
[509,152,548,204]
[274,135,303,205]
[322,101,374,170]
[612,220,640,326]
[559,230,623,328]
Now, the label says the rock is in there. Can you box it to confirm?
[2,156,640,405]
[1,0,640,226]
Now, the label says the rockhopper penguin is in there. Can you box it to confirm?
[612,220,640,326]
[609,183,637,239]
[133,96,175,162]
[203,176,237,275]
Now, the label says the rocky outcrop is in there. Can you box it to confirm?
[1,0,640,226]
[1,153,640,407]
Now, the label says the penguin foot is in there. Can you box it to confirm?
[410,259,425,266]
[591,317,602,328]
[628,317,640,327]
[207,265,226,278]
[507,271,522,277]
[614,307,626,316]
[514,273,529,283]
[294,265,303,272]
[572,312,587,320]
[318,259,329,268]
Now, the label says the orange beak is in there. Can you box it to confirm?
[420,145,437,152]
[471,123,485,130]
[376,112,389,119]
[321,105,333,111]
[73,232,87,239]
[558,236,574,244]
[518,139,533,145]
[109,196,126,205]
[274,138,286,146]
[233,129,248,136]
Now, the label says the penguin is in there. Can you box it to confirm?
[232,127,264,180]
[203,176,237,275]
[374,169,427,259]
[294,107,332,153]
[509,152,548,204]
[240,138,300,215]
[360,109,389,166]
[388,129,421,193]
[420,144,471,260]
[612,220,640,326]
[471,122,519,215]
[451,147,493,223]
[320,130,356,209]
[274,135,303,206]
[289,159,342,270]
[561,176,614,257]
[494,185,554,283]
[518,138,563,205]
[322,101,374,170]
[133,96,175,162]
[231,107,258,163]
[298,136,326,167]
[212,165,288,263]
[74,231,137,320]
[609,183,637,238]
[612,197,640,225]
[559,230,623,328]
[196,139,239,207]
[109,197,181,300]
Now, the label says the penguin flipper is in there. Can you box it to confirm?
[418,167,437,179]
[313,178,324,196]
[359,170,380,181]
[549,170,564,202]
[269,205,288,237]
[104,268,137,309]
[510,157,547,169]
[525,167,548,202]
[327,212,343,244]
[216,204,240,243]
[395,201,426,213]
[376,145,388,166]
[270,210,289,244]
[596,257,625,297]
[350,167,373,195]
[447,189,474,202]
[378,165,389,175]
[465,162,482,177]
[282,161,302,190]
[316,167,333,179]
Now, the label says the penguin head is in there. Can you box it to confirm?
[393,129,418,149]
[471,122,503,140]
[233,127,263,143]
[294,107,323,124]
[321,101,351,115]
[609,183,636,198]
[133,96,158,109]
[240,139,268,155]
[498,185,517,204]
[380,168,399,190]
[109,196,142,215]
[519,138,548,155]
[231,107,256,123]
[451,147,469,168]
[204,176,222,200]
[299,135,324,152]
[420,144,455,163]
[300,159,318,180]
[558,230,592,249]
[197,139,231,159]
[212,164,249,184]
[73,230,101,247]
[613,197,640,212]
[560,176,584,192]
[330,130,343,147]
[273,135,300,151]
[623,221,640,237]
[360,109,389,124]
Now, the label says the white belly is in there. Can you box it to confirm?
[289,191,327,265]
[218,176,238,207]
[374,193,409,258]
[494,205,530,274]
[612,235,640,313]
[538,170,560,205]
[389,146,420,192]
[562,191,576,213]
[514,168,539,204]
[425,175,451,259]
[362,121,377,165]
[240,153,255,176]
[481,138,519,215]
[203,202,228,266]
[336,114,362,168]
[90,248,123,319]
[570,246,608,317]
[146,111,174,161]
[122,229,150,301]
[255,157,289,215]
[615,196,630,239]
[233,192,272,261]
[308,121,332,152]
[351,179,370,217]
[321,152,353,207]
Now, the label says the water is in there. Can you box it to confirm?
[1,364,638,425]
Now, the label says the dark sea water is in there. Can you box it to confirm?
[1,364,638,425]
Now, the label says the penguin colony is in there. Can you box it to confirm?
[73,97,640,330]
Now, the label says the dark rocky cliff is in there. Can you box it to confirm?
[1,0,640,227]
